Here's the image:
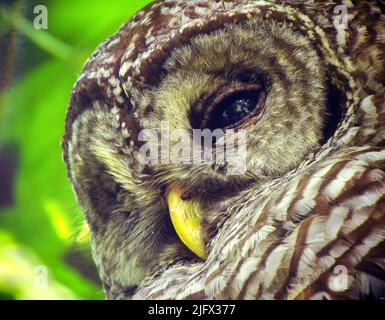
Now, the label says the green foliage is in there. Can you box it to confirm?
[0,0,153,300]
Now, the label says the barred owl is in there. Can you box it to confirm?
[62,0,385,299]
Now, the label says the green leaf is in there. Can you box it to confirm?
[0,0,154,300]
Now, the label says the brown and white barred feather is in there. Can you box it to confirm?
[62,0,385,299]
[133,144,385,299]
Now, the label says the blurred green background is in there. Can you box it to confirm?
[0,0,152,300]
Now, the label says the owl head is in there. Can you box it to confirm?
[62,0,376,299]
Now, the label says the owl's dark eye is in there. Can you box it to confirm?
[210,91,261,128]
[201,83,266,130]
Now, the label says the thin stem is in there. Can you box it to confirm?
[0,7,75,61]
[0,1,20,122]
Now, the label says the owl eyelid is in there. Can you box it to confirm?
[200,83,266,130]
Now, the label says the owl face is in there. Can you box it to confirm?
[62,0,358,299]
[136,19,326,177]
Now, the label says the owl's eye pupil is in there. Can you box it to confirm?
[220,97,256,127]
[207,89,263,129]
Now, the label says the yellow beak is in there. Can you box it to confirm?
[166,189,208,260]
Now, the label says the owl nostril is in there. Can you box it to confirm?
[181,192,190,201]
